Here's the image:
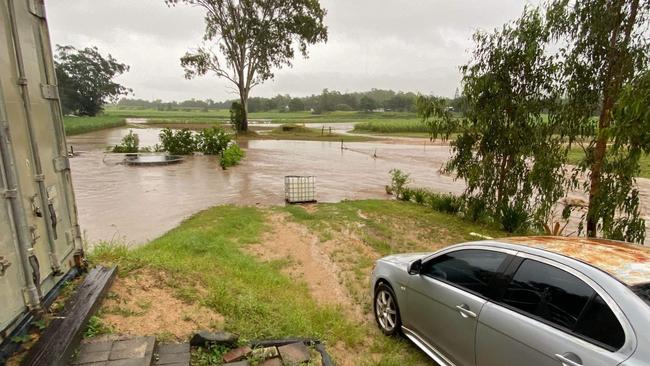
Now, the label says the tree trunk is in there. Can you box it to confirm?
[239,89,249,132]
[585,0,639,237]
[586,100,613,237]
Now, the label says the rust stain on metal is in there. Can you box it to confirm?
[504,236,650,286]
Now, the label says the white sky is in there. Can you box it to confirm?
[45,0,536,102]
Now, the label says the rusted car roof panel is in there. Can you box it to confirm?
[502,236,650,286]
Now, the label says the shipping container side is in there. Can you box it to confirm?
[0,0,83,345]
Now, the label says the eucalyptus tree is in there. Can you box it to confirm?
[166,0,328,132]
[418,8,565,233]
[548,0,650,242]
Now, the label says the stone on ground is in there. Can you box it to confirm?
[257,358,282,366]
[278,342,311,364]
[250,346,279,361]
[222,346,252,363]
[190,330,239,348]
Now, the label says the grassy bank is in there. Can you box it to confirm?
[104,107,418,125]
[567,147,650,179]
[64,116,126,135]
[352,120,429,135]
[89,200,508,365]
[247,124,374,142]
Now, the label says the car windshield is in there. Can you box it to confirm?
[632,283,650,306]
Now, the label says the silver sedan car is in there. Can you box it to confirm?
[371,236,650,366]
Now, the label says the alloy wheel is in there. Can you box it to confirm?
[375,289,398,332]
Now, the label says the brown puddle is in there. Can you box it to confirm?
[68,127,460,245]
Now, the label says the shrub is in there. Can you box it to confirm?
[413,189,427,204]
[464,197,489,222]
[220,144,245,169]
[500,204,530,233]
[159,128,197,155]
[112,130,139,153]
[197,127,230,155]
[427,192,462,214]
[389,169,410,199]
[400,188,413,202]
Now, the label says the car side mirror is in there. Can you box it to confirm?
[408,259,422,275]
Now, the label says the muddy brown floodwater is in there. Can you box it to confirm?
[68,127,461,245]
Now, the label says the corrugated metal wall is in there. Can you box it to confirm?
[0,0,83,342]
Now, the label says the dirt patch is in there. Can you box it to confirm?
[100,270,223,340]
[246,213,364,322]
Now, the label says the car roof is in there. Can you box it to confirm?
[497,236,650,287]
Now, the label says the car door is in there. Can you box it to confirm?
[476,256,632,366]
[405,248,512,366]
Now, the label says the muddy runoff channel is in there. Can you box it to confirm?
[68,124,459,245]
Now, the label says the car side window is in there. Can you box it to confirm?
[574,295,625,350]
[422,249,508,299]
[502,259,594,330]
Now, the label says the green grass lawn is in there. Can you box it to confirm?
[64,116,126,135]
[89,200,509,365]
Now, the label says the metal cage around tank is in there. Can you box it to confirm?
[284,176,317,204]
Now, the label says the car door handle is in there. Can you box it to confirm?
[555,353,583,366]
[455,304,477,319]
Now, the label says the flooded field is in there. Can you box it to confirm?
[68,125,650,246]
[68,127,459,245]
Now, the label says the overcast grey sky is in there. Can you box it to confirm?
[45,0,534,102]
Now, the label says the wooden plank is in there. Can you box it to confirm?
[21,266,117,366]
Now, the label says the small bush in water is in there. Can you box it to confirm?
[389,169,411,199]
[400,187,413,202]
[112,130,140,153]
[197,127,231,155]
[159,128,197,155]
[220,144,245,169]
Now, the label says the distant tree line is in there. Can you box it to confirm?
[115,88,469,114]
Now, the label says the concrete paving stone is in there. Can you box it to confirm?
[156,343,190,354]
[73,350,111,364]
[109,346,147,361]
[110,336,155,361]
[106,359,149,366]
[156,352,190,365]
[223,361,250,366]
[79,342,113,353]
[111,337,153,351]
[223,346,252,363]
[75,362,107,366]
[278,342,311,364]
[258,357,282,366]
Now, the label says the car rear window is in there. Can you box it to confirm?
[632,283,650,306]
[502,259,594,330]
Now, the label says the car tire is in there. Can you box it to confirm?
[374,282,402,336]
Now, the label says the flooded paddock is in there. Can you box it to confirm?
[68,126,650,246]
[68,127,460,245]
